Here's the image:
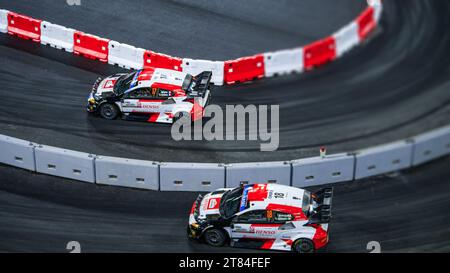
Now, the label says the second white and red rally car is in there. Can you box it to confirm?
[188,184,333,253]
[87,68,212,123]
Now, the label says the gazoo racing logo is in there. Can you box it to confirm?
[207,198,220,210]
[103,79,116,89]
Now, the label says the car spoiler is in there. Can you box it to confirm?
[308,187,333,224]
[188,71,212,98]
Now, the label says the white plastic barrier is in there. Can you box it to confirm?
[181,59,225,85]
[354,140,414,180]
[291,153,355,188]
[333,21,359,58]
[160,162,225,191]
[34,145,95,183]
[0,135,36,171]
[40,21,75,52]
[369,0,383,23]
[411,126,450,166]
[95,156,159,190]
[225,161,291,188]
[263,48,304,77]
[0,9,8,33]
[108,41,145,70]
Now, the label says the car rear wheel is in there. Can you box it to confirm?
[203,228,227,247]
[292,238,315,253]
[99,103,120,120]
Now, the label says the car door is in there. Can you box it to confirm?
[155,89,176,114]
[121,87,160,113]
[230,210,278,240]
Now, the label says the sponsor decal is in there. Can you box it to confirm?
[207,198,221,210]
[130,70,142,88]
[240,186,250,212]
[103,79,116,89]
[251,228,276,236]
[137,102,160,109]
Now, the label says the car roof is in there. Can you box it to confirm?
[128,68,189,91]
[239,184,306,213]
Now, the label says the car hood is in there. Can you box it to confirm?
[197,189,231,219]
[94,75,122,96]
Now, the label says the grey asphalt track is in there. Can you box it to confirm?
[0,0,449,163]
[1,156,449,253]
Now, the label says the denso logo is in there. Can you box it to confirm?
[250,228,276,235]
[137,102,159,109]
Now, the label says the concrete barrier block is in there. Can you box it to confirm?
[181,59,225,85]
[0,134,36,171]
[292,153,355,188]
[412,126,450,166]
[160,162,225,192]
[108,41,145,70]
[35,145,95,183]
[41,21,75,52]
[0,9,8,33]
[226,161,291,188]
[334,21,359,58]
[354,140,413,179]
[95,156,159,190]
[369,0,383,23]
[263,47,304,77]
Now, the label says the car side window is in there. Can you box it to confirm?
[235,210,268,224]
[125,88,154,99]
[272,211,294,223]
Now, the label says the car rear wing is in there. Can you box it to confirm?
[188,71,212,98]
[308,187,333,224]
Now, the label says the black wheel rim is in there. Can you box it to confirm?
[102,105,115,118]
[208,231,220,243]
[296,240,312,253]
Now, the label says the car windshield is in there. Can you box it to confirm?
[219,187,244,219]
[114,72,137,94]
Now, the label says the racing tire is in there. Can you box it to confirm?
[99,103,120,120]
[203,228,227,247]
[173,111,191,123]
[292,238,315,253]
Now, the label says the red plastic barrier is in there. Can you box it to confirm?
[143,51,182,71]
[223,54,265,85]
[7,12,41,42]
[303,37,336,70]
[356,7,376,40]
[73,31,109,62]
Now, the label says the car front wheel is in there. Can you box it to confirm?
[203,228,227,247]
[292,238,315,253]
[99,103,120,120]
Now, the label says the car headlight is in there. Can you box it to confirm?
[88,98,96,105]
[191,223,200,229]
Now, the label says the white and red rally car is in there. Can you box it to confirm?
[188,184,333,253]
[87,68,212,123]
